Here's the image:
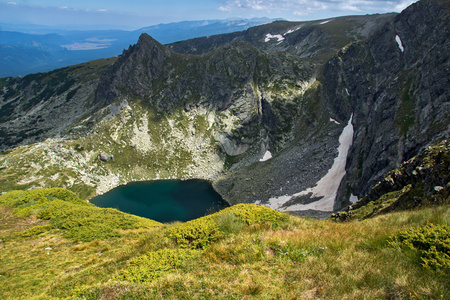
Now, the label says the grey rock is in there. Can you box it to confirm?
[99,152,113,162]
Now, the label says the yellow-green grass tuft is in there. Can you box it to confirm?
[164,203,289,248]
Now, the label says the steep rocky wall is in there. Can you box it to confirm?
[324,0,450,207]
[93,33,314,159]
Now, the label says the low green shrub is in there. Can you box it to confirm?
[119,248,200,282]
[389,223,450,271]
[216,211,245,234]
[0,188,162,242]
[0,188,86,208]
[21,225,52,237]
[165,215,222,249]
[226,204,289,227]
[0,190,28,206]
[38,200,161,242]
[165,204,289,248]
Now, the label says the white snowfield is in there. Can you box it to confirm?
[284,29,295,35]
[319,19,333,25]
[260,150,273,162]
[349,194,359,204]
[284,26,302,36]
[264,33,285,43]
[395,35,405,52]
[265,26,303,43]
[330,117,340,125]
[264,114,354,212]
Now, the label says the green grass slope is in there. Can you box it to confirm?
[0,188,449,299]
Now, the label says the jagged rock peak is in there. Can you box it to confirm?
[120,33,173,64]
[137,32,158,44]
[134,33,171,54]
[94,33,174,107]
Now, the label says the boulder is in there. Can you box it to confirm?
[99,152,113,162]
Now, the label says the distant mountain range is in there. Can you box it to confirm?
[0,18,275,77]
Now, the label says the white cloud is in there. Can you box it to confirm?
[219,0,416,17]
[7,2,17,5]
[293,10,306,16]
[218,0,331,15]
[97,9,108,12]
[340,4,361,11]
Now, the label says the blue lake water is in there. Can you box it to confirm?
[90,179,229,223]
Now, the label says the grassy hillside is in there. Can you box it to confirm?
[0,188,448,299]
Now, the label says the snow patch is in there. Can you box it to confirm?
[266,114,354,212]
[284,29,295,35]
[395,35,404,52]
[330,118,340,125]
[319,19,333,25]
[349,194,358,204]
[265,34,285,43]
[260,150,273,162]
[284,26,302,36]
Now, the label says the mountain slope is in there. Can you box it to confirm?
[0,57,117,150]
[213,0,450,212]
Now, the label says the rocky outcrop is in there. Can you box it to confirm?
[99,152,113,162]
[333,140,449,220]
[358,140,449,207]
[95,34,172,108]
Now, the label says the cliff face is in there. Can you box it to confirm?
[212,0,449,213]
[321,0,450,207]
[93,33,315,157]
[0,0,448,214]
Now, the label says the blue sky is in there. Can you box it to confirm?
[0,0,418,30]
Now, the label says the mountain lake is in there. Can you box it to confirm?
[90,179,229,222]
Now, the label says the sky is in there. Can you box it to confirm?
[0,0,418,30]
